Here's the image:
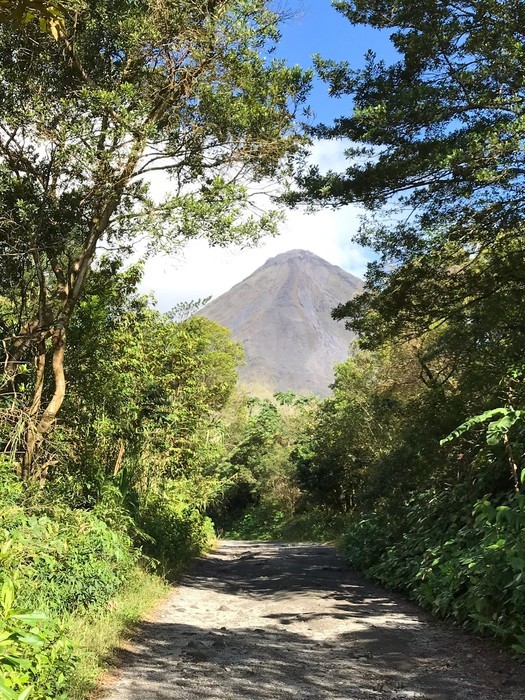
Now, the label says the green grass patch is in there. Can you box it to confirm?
[224,505,349,542]
[66,565,170,700]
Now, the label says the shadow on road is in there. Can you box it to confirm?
[102,541,525,700]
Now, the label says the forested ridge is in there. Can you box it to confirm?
[0,1,524,699]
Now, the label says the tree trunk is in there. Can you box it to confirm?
[22,326,66,480]
[29,339,47,418]
[114,441,125,477]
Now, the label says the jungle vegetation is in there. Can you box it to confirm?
[284,0,525,655]
[1,1,525,699]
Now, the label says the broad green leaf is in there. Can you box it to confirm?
[441,408,524,446]
[0,677,17,700]
[17,688,32,700]
[0,655,31,669]
[486,411,523,445]
[13,632,43,648]
[10,612,46,624]
[0,580,14,614]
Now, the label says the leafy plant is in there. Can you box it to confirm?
[0,575,74,700]
[441,408,525,490]
[343,489,525,653]
[441,408,525,447]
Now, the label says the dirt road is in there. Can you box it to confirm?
[100,541,525,699]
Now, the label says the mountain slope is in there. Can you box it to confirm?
[199,249,362,397]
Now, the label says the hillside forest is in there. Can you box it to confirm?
[0,2,524,699]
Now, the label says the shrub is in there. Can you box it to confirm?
[343,489,525,652]
[139,485,215,575]
[0,576,74,700]
[0,471,137,699]
[1,505,135,616]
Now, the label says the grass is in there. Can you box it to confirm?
[224,505,349,543]
[66,565,170,700]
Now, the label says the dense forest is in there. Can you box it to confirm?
[1,1,524,699]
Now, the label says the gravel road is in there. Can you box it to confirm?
[99,540,525,699]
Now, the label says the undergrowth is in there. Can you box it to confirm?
[342,488,525,654]
[225,505,348,542]
[0,466,213,699]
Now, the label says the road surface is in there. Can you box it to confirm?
[100,540,525,699]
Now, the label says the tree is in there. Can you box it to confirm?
[292,0,525,354]
[0,1,65,37]
[0,0,310,476]
[59,260,244,499]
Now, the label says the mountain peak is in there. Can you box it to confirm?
[263,249,332,267]
[200,250,363,397]
[265,248,321,260]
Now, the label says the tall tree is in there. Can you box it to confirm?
[292,0,525,356]
[61,263,244,496]
[0,0,310,476]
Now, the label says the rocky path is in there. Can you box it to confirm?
[100,541,525,699]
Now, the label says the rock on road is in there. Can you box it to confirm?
[100,541,525,700]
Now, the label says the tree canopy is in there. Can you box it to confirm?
[0,1,65,37]
[292,0,525,357]
[0,0,310,474]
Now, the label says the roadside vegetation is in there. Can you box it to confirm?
[0,2,310,698]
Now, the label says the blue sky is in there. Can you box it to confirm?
[140,1,396,310]
[271,1,396,123]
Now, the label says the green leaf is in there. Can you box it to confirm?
[0,677,17,700]
[510,557,525,572]
[441,408,524,446]
[0,579,14,614]
[10,612,46,624]
[13,632,43,648]
[486,411,523,445]
[0,540,13,557]
[0,655,31,669]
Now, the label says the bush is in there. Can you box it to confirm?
[1,504,135,617]
[224,504,349,542]
[139,485,215,575]
[343,489,525,652]
[0,468,137,698]
[0,577,74,700]
[0,468,215,697]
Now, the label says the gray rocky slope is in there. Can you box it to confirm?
[199,249,362,397]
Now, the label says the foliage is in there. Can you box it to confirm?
[292,341,466,514]
[66,566,169,700]
[0,494,135,619]
[0,1,65,38]
[0,253,245,693]
[54,261,243,506]
[0,466,136,697]
[276,3,525,649]
[343,489,525,653]
[214,394,314,530]
[442,408,525,448]
[0,0,311,474]
[0,461,214,696]
[289,1,525,400]
[225,504,348,543]
[138,482,215,577]
[442,407,525,490]
[0,577,74,700]
[287,336,525,649]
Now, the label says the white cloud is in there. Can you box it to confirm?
[138,140,372,311]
